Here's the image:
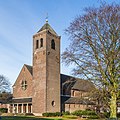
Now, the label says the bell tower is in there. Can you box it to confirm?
[32,21,61,115]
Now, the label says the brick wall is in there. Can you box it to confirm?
[65,104,92,113]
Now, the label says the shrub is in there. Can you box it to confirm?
[42,112,62,117]
[82,110,97,115]
[72,110,97,116]
[42,112,52,117]
[0,108,8,113]
[55,112,62,116]
[62,111,70,115]
[72,110,83,116]
[71,110,99,119]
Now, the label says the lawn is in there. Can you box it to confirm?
[1,116,120,120]
[0,116,64,120]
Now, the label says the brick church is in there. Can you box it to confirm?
[7,21,95,116]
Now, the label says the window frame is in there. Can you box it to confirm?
[21,80,28,90]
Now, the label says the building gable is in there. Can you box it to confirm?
[13,64,33,98]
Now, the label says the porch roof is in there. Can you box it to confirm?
[65,97,95,105]
[11,98,32,104]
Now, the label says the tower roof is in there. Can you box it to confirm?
[37,22,58,35]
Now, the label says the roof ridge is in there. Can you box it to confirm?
[24,64,33,75]
[24,64,32,67]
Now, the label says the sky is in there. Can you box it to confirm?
[0,0,119,88]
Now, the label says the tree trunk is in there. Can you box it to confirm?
[110,91,117,119]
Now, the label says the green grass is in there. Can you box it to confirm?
[0,116,63,120]
[1,116,120,120]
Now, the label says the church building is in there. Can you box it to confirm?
[7,20,95,116]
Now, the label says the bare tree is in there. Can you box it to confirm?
[0,92,12,102]
[62,3,120,119]
[0,75,11,93]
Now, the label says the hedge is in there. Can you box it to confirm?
[71,110,99,119]
[62,111,70,115]
[0,108,8,113]
[42,112,62,117]
[72,110,97,116]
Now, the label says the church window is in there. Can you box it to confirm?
[51,101,55,107]
[36,40,39,49]
[21,80,27,90]
[69,104,70,109]
[51,39,55,50]
[40,38,43,47]
[72,91,75,96]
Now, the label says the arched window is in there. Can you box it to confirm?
[36,40,39,49]
[51,39,55,50]
[40,38,43,47]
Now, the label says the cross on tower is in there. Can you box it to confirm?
[46,13,48,23]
